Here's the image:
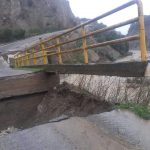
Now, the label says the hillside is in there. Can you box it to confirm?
[128,15,150,51]
[0,0,76,36]
[0,1,129,62]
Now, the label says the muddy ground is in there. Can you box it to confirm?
[35,82,112,121]
[0,82,112,131]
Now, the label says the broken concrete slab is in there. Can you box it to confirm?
[0,72,59,99]
[87,110,150,150]
[0,117,134,150]
[26,61,148,77]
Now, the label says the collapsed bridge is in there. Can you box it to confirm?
[11,0,148,77]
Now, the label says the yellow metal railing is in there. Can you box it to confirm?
[14,0,147,68]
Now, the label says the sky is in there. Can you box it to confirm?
[68,0,150,34]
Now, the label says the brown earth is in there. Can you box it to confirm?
[36,82,112,121]
[0,82,112,131]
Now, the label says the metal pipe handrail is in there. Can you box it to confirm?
[24,17,138,55]
[16,0,137,54]
[14,0,147,68]
[42,17,138,51]
[17,35,139,61]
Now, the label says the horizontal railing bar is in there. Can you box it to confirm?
[17,48,83,61]
[42,0,136,44]
[59,35,139,55]
[43,17,138,51]
[84,17,138,39]
[79,1,136,28]
[53,48,83,55]
[58,35,139,55]
[16,35,139,61]
[16,0,136,55]
[88,35,139,49]
[17,50,56,59]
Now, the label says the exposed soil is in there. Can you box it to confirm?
[26,82,112,128]
[0,82,112,131]
[35,82,112,121]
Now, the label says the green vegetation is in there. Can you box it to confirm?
[12,29,25,40]
[0,26,61,43]
[76,39,83,48]
[0,28,25,42]
[73,52,84,63]
[116,103,150,120]
[0,29,12,42]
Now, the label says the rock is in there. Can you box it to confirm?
[0,0,76,31]
[128,15,150,51]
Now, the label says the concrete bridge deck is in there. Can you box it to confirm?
[24,61,148,77]
[0,115,135,150]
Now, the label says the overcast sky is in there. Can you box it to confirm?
[68,0,150,34]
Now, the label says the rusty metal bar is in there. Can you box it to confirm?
[136,0,147,61]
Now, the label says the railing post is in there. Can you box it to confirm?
[18,54,21,67]
[40,42,47,65]
[25,50,30,66]
[14,55,17,68]
[56,38,63,64]
[20,54,24,66]
[136,0,147,62]
[17,54,20,67]
[81,26,88,64]
[32,48,37,65]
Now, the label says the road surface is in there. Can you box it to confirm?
[0,115,136,150]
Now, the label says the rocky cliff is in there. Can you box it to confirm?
[0,0,76,32]
[128,15,150,51]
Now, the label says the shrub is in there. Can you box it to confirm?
[73,52,84,63]
[116,103,150,120]
[0,28,13,42]
[27,28,42,36]
[13,29,25,40]
[92,23,129,54]
[0,28,26,43]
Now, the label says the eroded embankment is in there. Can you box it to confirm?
[36,82,112,122]
[0,81,112,131]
